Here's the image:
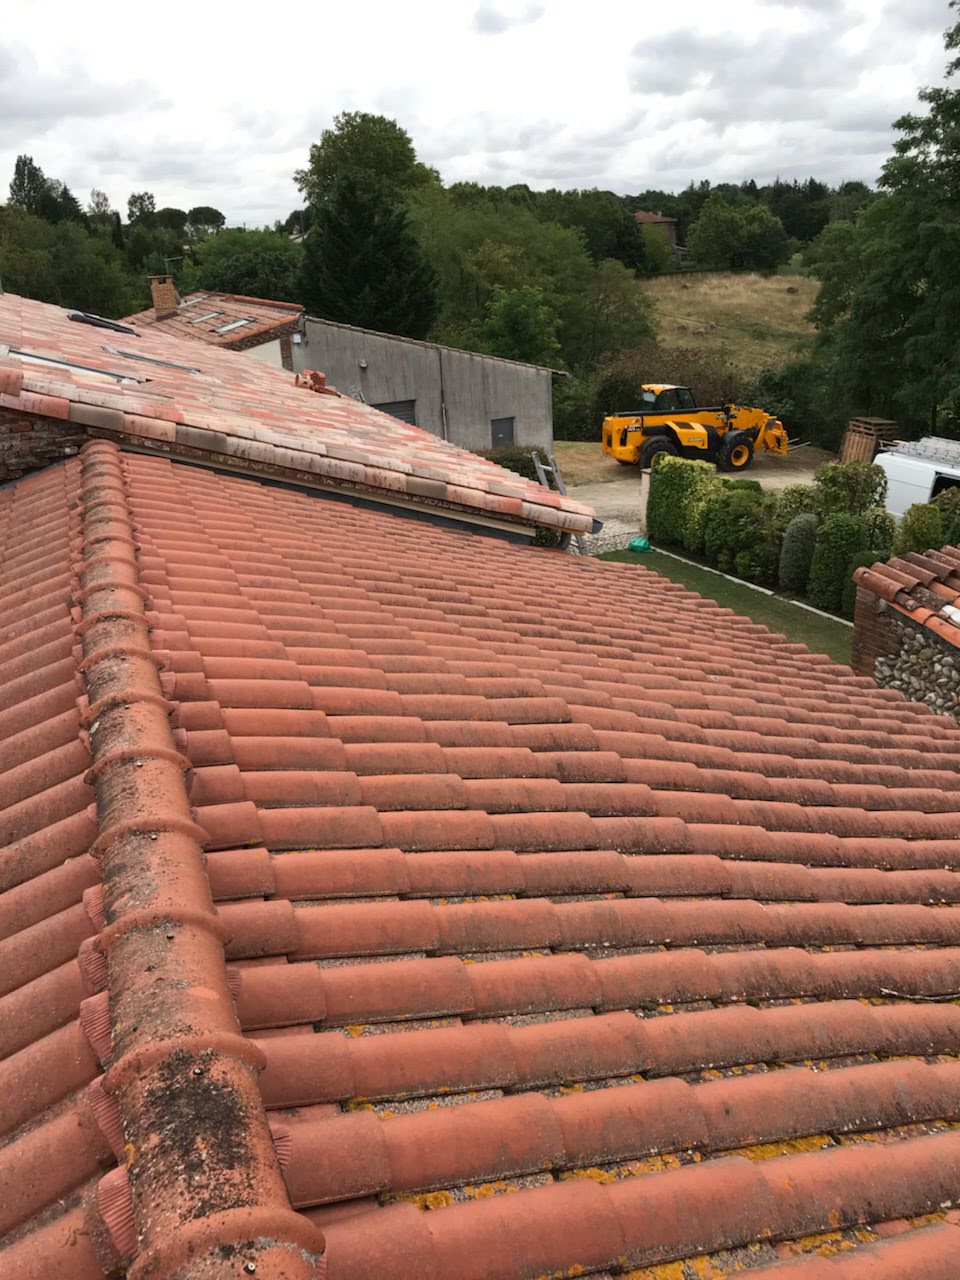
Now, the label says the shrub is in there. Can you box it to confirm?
[734,495,783,585]
[478,445,547,483]
[814,460,887,517]
[841,550,884,619]
[778,512,818,592]
[893,502,944,557]
[807,513,868,611]
[933,487,960,545]
[702,487,765,573]
[776,482,818,526]
[646,456,720,550]
[861,506,895,559]
[722,477,763,493]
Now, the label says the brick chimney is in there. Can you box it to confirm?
[150,275,179,320]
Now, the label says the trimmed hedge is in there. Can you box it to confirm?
[778,513,818,592]
[933,487,960,546]
[807,513,867,611]
[842,550,883,619]
[893,502,944,557]
[647,456,720,551]
[814,460,887,517]
[775,483,818,526]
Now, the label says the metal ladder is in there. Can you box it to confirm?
[531,450,589,555]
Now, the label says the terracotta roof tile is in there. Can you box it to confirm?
[0,291,594,535]
[3,441,960,1277]
[855,544,960,649]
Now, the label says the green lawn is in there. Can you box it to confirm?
[600,549,853,666]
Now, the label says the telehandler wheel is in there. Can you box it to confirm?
[638,437,678,468]
[717,437,754,472]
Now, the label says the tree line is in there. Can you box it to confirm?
[4,0,960,453]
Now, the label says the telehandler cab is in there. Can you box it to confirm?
[601,384,789,472]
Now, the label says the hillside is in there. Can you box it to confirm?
[645,271,818,372]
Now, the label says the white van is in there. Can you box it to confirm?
[875,438,960,519]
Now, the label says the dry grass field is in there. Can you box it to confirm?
[645,272,818,371]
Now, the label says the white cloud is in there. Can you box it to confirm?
[472,2,544,34]
[0,0,951,224]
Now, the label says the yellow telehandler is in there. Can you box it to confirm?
[601,383,789,472]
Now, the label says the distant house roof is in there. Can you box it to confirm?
[304,314,569,378]
[854,544,960,649]
[122,291,303,349]
[634,210,678,225]
[0,293,592,535]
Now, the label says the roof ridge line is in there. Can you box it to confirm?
[75,439,325,1279]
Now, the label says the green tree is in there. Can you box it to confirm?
[187,205,225,236]
[687,193,789,270]
[192,227,303,301]
[9,155,49,215]
[533,189,646,271]
[0,204,136,315]
[295,112,435,207]
[156,207,189,234]
[639,223,674,274]
[127,192,156,225]
[808,4,960,431]
[468,285,561,365]
[301,178,438,338]
[560,258,655,371]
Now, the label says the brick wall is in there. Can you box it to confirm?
[851,586,901,676]
[0,409,85,484]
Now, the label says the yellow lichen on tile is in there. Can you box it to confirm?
[396,1189,455,1210]
[720,1134,833,1161]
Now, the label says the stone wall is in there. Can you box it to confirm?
[874,616,958,722]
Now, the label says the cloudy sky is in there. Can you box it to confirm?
[1,0,952,226]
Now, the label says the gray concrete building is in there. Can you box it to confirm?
[294,316,563,452]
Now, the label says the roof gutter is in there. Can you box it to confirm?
[75,439,324,1279]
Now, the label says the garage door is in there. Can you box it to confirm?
[372,399,417,425]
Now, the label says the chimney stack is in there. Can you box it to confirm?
[150,275,180,320]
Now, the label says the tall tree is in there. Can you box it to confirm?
[187,206,225,236]
[9,155,48,215]
[127,192,156,225]
[810,1,960,429]
[295,112,435,207]
[301,178,438,339]
[156,207,189,234]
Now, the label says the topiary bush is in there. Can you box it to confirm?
[807,513,868,611]
[776,482,818,526]
[933,487,960,546]
[841,550,884,619]
[814,461,887,517]
[861,506,895,559]
[646,456,720,550]
[778,512,818,592]
[893,502,944,556]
